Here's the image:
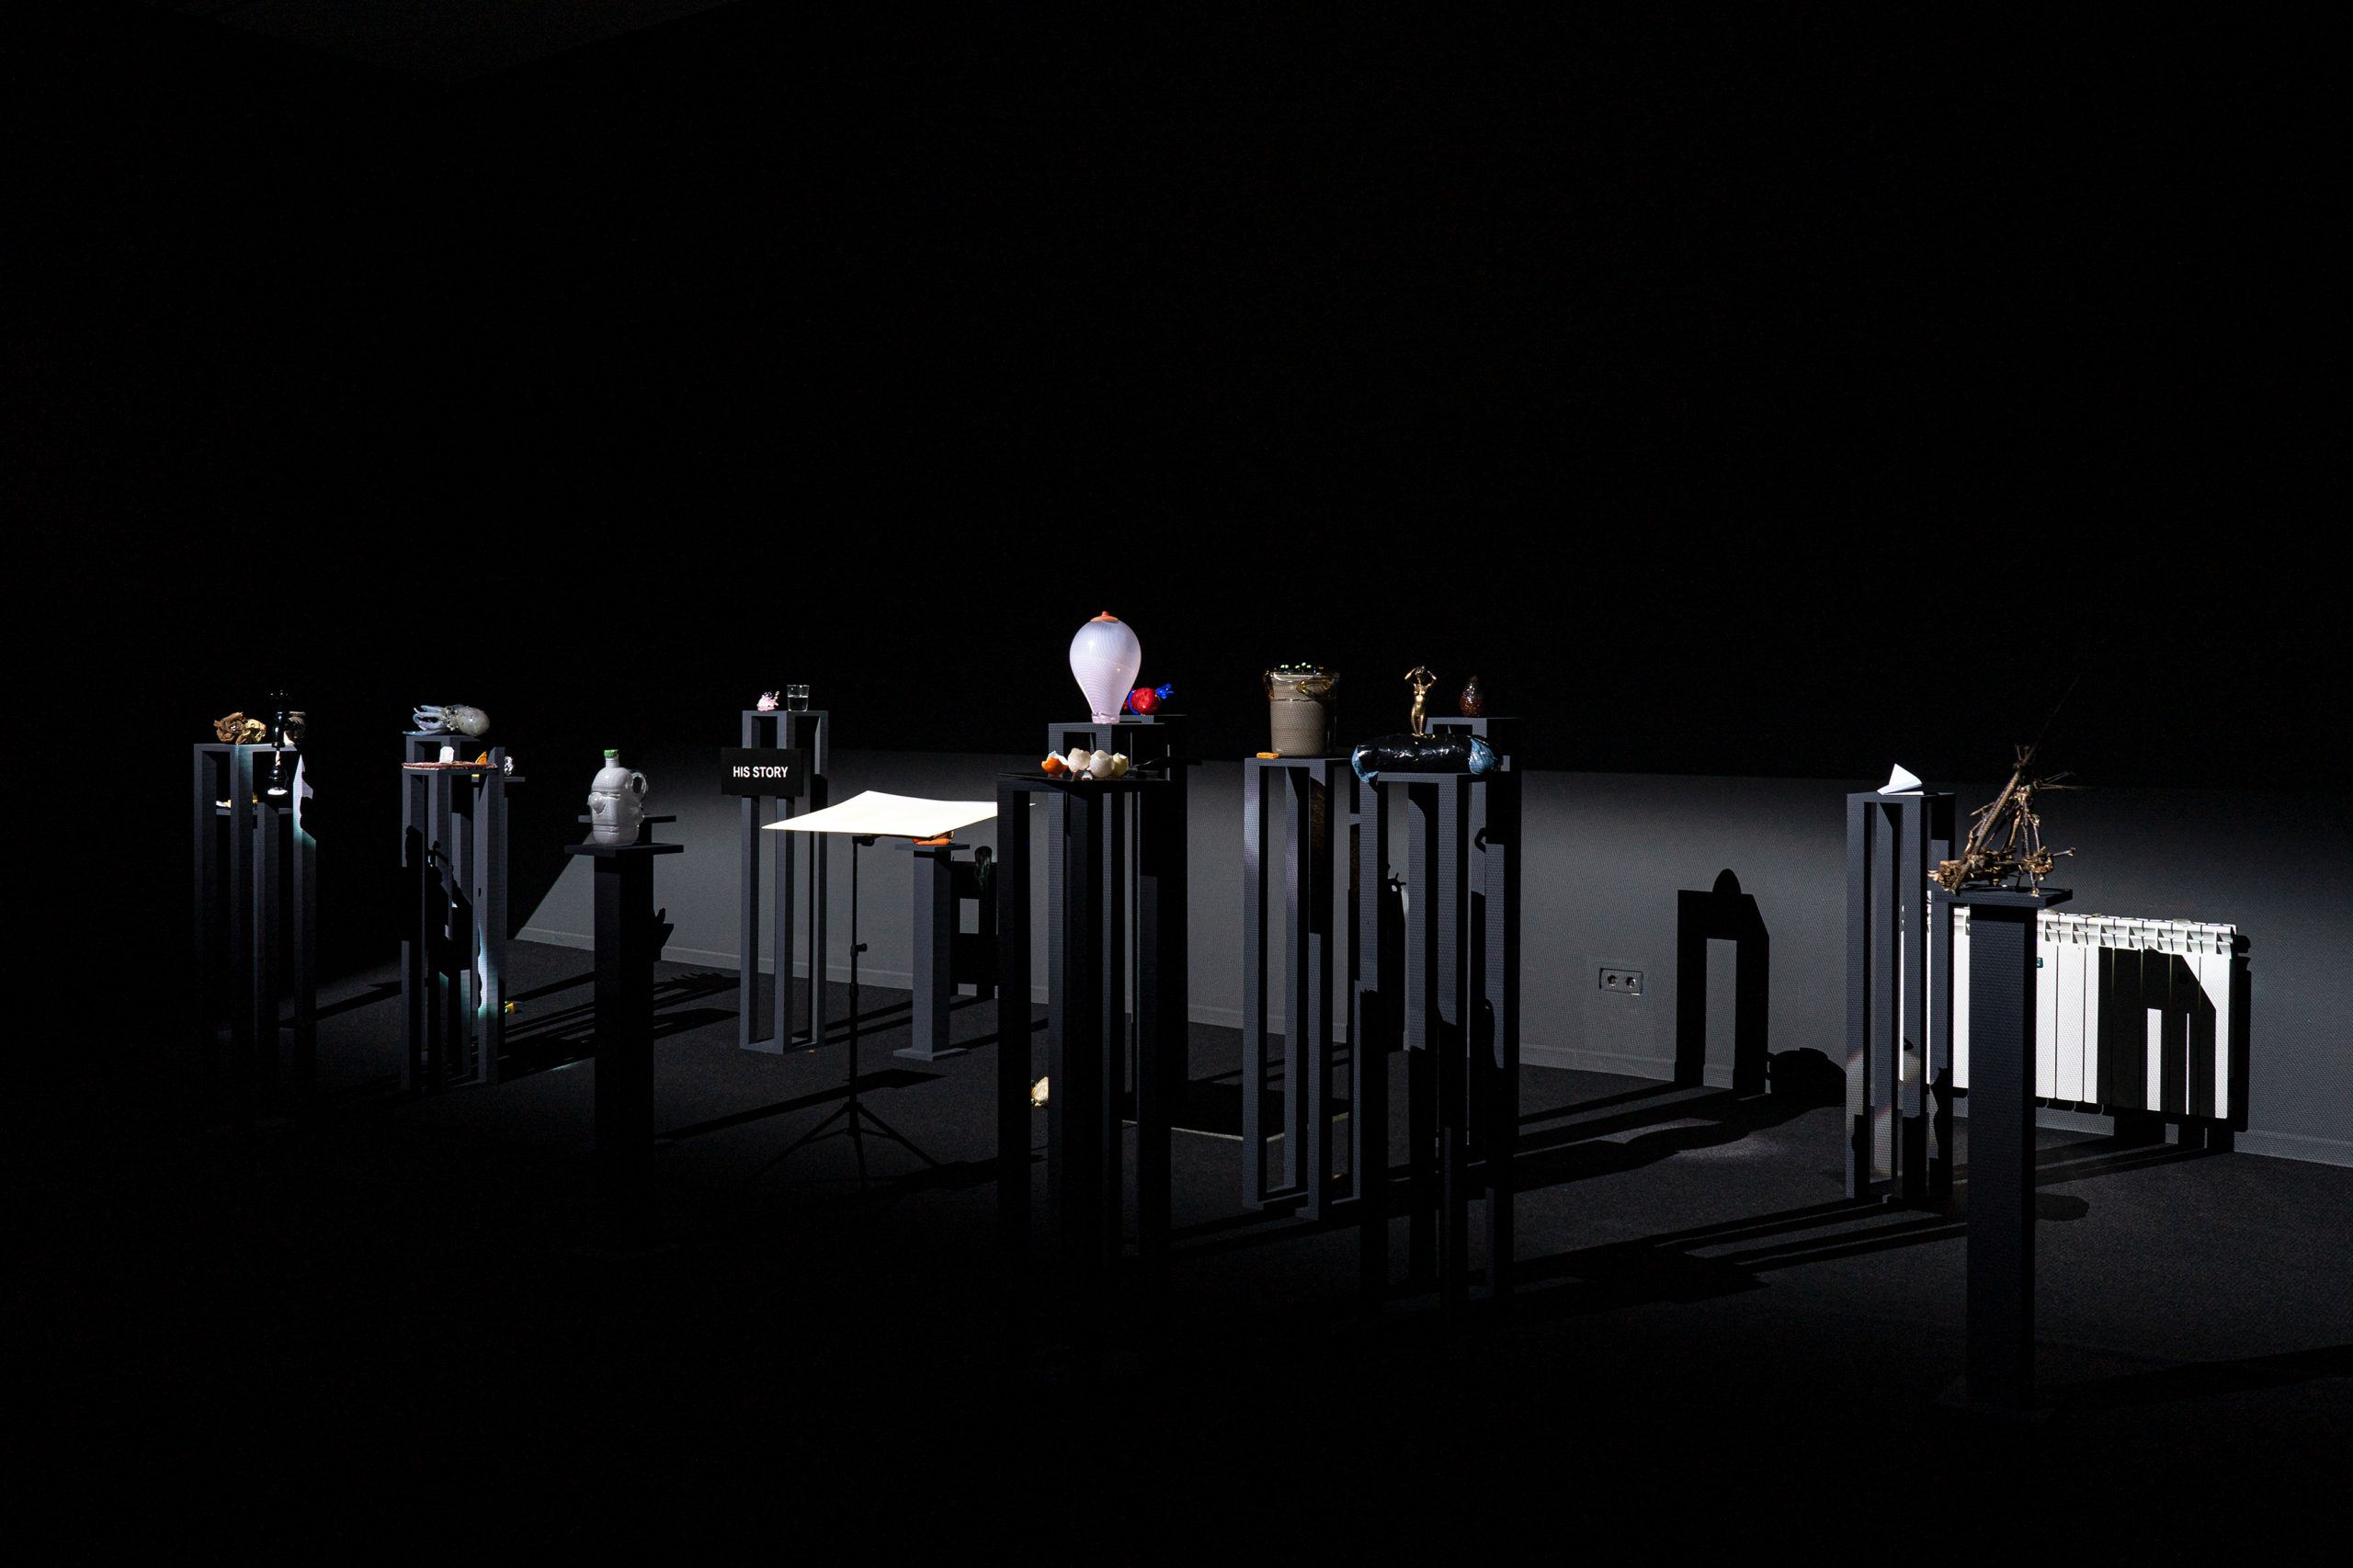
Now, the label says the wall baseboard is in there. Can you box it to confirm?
[2234,1130,2351,1167]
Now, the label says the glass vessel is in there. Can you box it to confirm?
[1069,613,1142,725]
[1265,665,1338,756]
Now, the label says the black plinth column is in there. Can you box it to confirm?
[1845,790,1957,1201]
[564,838,685,1209]
[1358,716,1521,1312]
[1350,766,1398,1301]
[193,743,316,1124]
[1949,884,2069,1411]
[1242,756,1341,1217]
[739,708,829,1055]
[400,742,516,1092]
[995,775,1035,1260]
[994,770,1187,1274]
[898,840,975,1062]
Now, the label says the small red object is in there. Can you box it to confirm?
[1127,686,1160,714]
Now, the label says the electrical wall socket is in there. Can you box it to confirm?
[1599,967,1644,996]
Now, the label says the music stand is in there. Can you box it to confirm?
[762,792,998,1184]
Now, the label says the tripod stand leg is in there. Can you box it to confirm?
[850,1102,941,1169]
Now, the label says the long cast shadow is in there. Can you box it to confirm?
[1521,1080,1689,1126]
[1507,1085,1823,1197]
[663,1067,943,1143]
[1511,1138,2223,1323]
[1176,1084,1824,1258]
[313,982,401,1022]
[2042,1344,2353,1414]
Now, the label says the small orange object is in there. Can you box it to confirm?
[1041,755,1070,777]
[1256,751,1282,759]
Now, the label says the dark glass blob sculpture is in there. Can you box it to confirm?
[1349,732,1498,784]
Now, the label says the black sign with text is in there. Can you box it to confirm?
[720,747,808,799]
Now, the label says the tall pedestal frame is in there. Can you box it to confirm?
[738,708,831,1056]
[1946,884,2070,1414]
[192,743,316,1123]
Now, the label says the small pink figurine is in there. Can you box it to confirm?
[756,690,781,711]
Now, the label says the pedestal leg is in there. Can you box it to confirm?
[899,846,965,1062]
[1046,791,1103,1267]
[1241,763,1270,1208]
[256,795,282,1109]
[1135,777,1186,1267]
[995,782,1034,1260]
[1353,777,1392,1301]
[593,852,657,1209]
[1964,902,2040,1409]
[227,747,256,1130]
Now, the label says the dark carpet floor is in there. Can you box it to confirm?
[18,940,2350,1558]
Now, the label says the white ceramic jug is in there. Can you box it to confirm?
[586,749,649,845]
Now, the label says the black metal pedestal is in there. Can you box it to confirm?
[895,839,996,1062]
[994,769,1188,1273]
[400,743,517,1092]
[1845,790,1958,1201]
[1949,884,2069,1413]
[562,837,684,1208]
[193,744,316,1122]
[1358,716,1521,1313]
[738,708,830,1055]
[1242,756,1344,1218]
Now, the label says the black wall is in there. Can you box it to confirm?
[17,6,2342,1010]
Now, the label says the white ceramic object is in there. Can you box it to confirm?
[414,704,491,737]
[586,749,649,845]
[1069,612,1142,725]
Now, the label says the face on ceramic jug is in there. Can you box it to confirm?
[585,751,648,841]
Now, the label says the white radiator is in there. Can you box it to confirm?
[1947,908,2241,1120]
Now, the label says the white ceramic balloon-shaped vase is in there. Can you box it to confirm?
[1069,611,1142,724]
[586,749,649,845]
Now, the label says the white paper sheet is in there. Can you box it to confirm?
[761,790,997,840]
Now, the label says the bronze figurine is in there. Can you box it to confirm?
[1404,665,1437,735]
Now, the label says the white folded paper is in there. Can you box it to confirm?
[762,790,998,839]
[1879,764,1924,795]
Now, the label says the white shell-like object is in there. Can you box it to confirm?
[1108,753,1131,778]
[1066,746,1091,774]
[1087,749,1115,778]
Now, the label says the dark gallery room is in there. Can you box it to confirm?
[10,3,2348,1557]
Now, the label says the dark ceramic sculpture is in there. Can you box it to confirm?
[1350,732,1498,784]
[1459,675,1485,718]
